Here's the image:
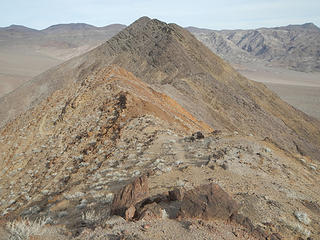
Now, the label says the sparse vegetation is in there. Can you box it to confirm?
[5,217,65,240]
[82,210,103,223]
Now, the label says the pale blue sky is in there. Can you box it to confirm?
[1,0,320,30]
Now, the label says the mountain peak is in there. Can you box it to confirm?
[124,16,167,32]
[8,24,25,28]
[277,22,320,31]
[131,16,151,25]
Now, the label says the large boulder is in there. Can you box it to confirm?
[179,183,239,220]
[111,175,149,217]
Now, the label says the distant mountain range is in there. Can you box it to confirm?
[187,23,320,72]
[1,22,319,71]
[0,23,127,62]
[0,23,126,96]
[0,23,126,50]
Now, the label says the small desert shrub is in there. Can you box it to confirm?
[82,210,103,223]
[6,217,65,240]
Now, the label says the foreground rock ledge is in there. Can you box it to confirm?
[110,175,283,239]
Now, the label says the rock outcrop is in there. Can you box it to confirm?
[111,175,149,217]
[109,178,283,239]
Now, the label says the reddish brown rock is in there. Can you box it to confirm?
[179,183,239,220]
[142,224,151,230]
[111,175,149,217]
[29,236,42,240]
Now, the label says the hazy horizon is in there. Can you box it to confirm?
[1,18,319,32]
[1,0,319,30]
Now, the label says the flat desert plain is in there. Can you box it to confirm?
[0,46,61,97]
[235,63,320,120]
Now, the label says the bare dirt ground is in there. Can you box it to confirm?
[235,63,320,119]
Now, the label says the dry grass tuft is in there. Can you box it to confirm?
[82,210,103,223]
[5,217,65,240]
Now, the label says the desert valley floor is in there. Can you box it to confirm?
[235,64,320,120]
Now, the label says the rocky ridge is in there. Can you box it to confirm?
[0,64,211,217]
[0,65,319,239]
